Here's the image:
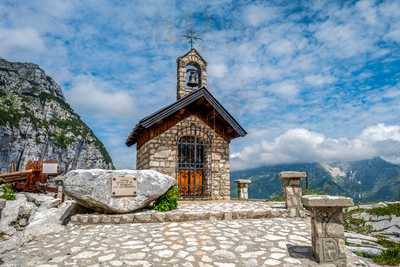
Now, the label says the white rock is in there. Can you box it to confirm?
[98,253,115,262]
[284,257,302,264]
[270,253,286,259]
[122,252,146,260]
[214,263,235,267]
[0,194,36,237]
[63,169,176,213]
[212,249,236,260]
[72,251,100,259]
[344,232,378,242]
[347,245,383,256]
[110,261,123,266]
[155,249,174,258]
[264,259,281,265]
[23,200,76,242]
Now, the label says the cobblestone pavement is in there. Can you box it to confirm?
[3,218,370,267]
[176,201,286,211]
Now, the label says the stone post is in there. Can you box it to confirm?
[279,171,306,217]
[235,179,251,200]
[0,199,6,220]
[302,195,354,267]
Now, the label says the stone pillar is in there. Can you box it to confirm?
[235,179,251,200]
[0,199,5,220]
[279,171,306,217]
[302,195,354,267]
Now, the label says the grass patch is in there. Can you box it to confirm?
[270,194,285,201]
[152,186,179,212]
[372,247,400,266]
[344,208,373,234]
[356,236,400,265]
[367,203,400,217]
[303,188,325,195]
[0,184,16,200]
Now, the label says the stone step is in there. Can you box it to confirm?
[70,207,288,225]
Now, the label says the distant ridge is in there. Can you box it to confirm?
[231,157,400,203]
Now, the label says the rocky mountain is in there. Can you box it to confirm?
[231,157,400,203]
[0,58,113,173]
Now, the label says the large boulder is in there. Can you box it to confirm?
[62,169,177,213]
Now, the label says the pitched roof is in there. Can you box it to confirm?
[177,48,207,65]
[126,87,246,146]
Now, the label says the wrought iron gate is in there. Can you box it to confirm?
[176,124,212,198]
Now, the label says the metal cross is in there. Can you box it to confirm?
[183,30,201,49]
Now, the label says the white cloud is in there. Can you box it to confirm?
[359,124,400,142]
[208,63,228,78]
[268,39,295,57]
[243,5,277,27]
[0,27,46,55]
[304,74,335,87]
[65,76,136,119]
[264,81,300,99]
[384,87,400,98]
[231,124,400,170]
[385,23,400,43]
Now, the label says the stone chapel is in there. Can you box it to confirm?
[126,48,246,199]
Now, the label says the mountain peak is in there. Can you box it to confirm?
[0,57,64,100]
[0,58,113,172]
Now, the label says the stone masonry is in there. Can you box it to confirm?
[302,195,354,267]
[279,171,306,217]
[137,115,230,200]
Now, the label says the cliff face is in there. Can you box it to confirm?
[0,58,113,173]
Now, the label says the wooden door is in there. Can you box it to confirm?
[178,170,203,196]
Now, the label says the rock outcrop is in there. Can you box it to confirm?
[0,57,113,173]
[0,193,75,255]
[345,201,400,262]
[62,169,177,213]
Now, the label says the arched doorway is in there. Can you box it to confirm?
[177,136,207,197]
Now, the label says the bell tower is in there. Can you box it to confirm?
[176,48,207,100]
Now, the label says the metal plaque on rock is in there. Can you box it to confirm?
[111,175,137,197]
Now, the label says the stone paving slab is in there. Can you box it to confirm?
[70,201,288,225]
[2,218,371,267]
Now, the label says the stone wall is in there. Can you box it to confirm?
[137,115,230,200]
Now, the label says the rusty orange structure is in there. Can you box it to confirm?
[0,160,58,193]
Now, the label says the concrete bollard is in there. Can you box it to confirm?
[279,171,306,217]
[235,179,251,200]
[302,195,354,267]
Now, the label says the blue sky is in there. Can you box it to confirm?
[1,0,400,170]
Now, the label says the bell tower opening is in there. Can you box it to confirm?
[185,63,200,91]
[176,48,207,100]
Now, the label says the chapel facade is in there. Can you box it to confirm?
[126,49,246,199]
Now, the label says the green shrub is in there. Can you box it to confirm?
[356,237,400,265]
[367,203,400,217]
[343,208,373,234]
[0,184,16,200]
[270,194,285,201]
[303,188,325,195]
[372,247,400,266]
[152,186,179,212]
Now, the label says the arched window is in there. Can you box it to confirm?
[177,136,206,197]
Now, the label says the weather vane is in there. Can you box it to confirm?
[183,30,201,49]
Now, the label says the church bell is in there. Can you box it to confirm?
[186,69,199,88]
